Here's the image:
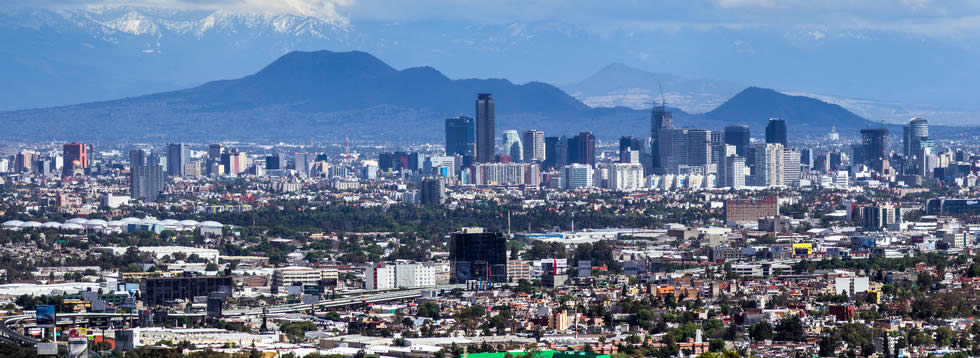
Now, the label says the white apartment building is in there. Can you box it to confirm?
[364,262,437,290]
[607,163,645,192]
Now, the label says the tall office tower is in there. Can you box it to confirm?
[166,143,190,177]
[753,143,784,187]
[724,125,751,157]
[659,129,688,173]
[522,130,545,162]
[687,129,712,166]
[829,151,844,170]
[765,118,787,146]
[859,128,889,166]
[206,144,224,175]
[543,136,561,170]
[561,163,595,189]
[265,155,282,170]
[130,149,164,202]
[650,104,672,171]
[576,132,596,166]
[724,156,746,189]
[294,153,312,177]
[501,130,523,161]
[445,116,476,157]
[475,93,495,163]
[903,117,929,158]
[221,149,248,175]
[782,149,801,187]
[621,150,640,164]
[564,135,578,165]
[450,228,507,283]
[207,144,223,161]
[619,136,644,156]
[62,142,88,177]
[420,177,446,205]
[800,148,815,170]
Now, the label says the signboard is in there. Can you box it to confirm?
[68,337,88,358]
[193,296,208,304]
[36,305,56,328]
[302,294,319,305]
[36,342,58,355]
[115,330,135,352]
[303,285,321,295]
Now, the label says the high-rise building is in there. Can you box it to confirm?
[220,149,248,175]
[450,228,507,283]
[294,153,312,177]
[475,94,495,163]
[863,204,898,231]
[723,156,746,189]
[687,129,712,166]
[420,177,446,205]
[445,116,476,157]
[130,149,164,202]
[62,142,88,177]
[608,163,644,192]
[859,128,889,166]
[782,149,801,187]
[650,104,672,171]
[561,163,595,189]
[724,125,751,157]
[166,143,190,177]
[765,118,787,147]
[265,155,282,170]
[522,130,545,162]
[753,143,784,187]
[502,130,523,162]
[575,132,596,166]
[903,117,928,158]
[543,136,562,170]
[800,149,815,170]
[472,163,541,186]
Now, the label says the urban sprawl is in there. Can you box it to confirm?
[0,94,979,358]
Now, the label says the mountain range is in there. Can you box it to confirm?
[0,49,910,143]
[560,63,744,114]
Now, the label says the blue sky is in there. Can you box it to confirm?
[11,0,980,110]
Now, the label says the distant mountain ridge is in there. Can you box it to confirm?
[703,87,875,136]
[561,63,744,113]
[0,49,913,143]
[0,50,676,142]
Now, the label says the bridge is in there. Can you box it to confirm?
[0,285,463,347]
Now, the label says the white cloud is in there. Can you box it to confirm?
[12,0,355,23]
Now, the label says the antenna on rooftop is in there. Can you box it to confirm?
[658,81,667,107]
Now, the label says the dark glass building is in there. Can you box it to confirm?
[445,116,476,157]
[142,276,234,306]
[450,230,507,283]
[650,105,672,171]
[765,118,787,147]
[724,125,751,157]
[859,128,889,166]
[576,132,596,166]
[475,94,495,163]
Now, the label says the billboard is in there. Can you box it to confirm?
[68,337,88,358]
[37,342,58,355]
[36,305,56,328]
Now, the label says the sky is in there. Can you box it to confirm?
[7,0,980,117]
[19,0,980,40]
